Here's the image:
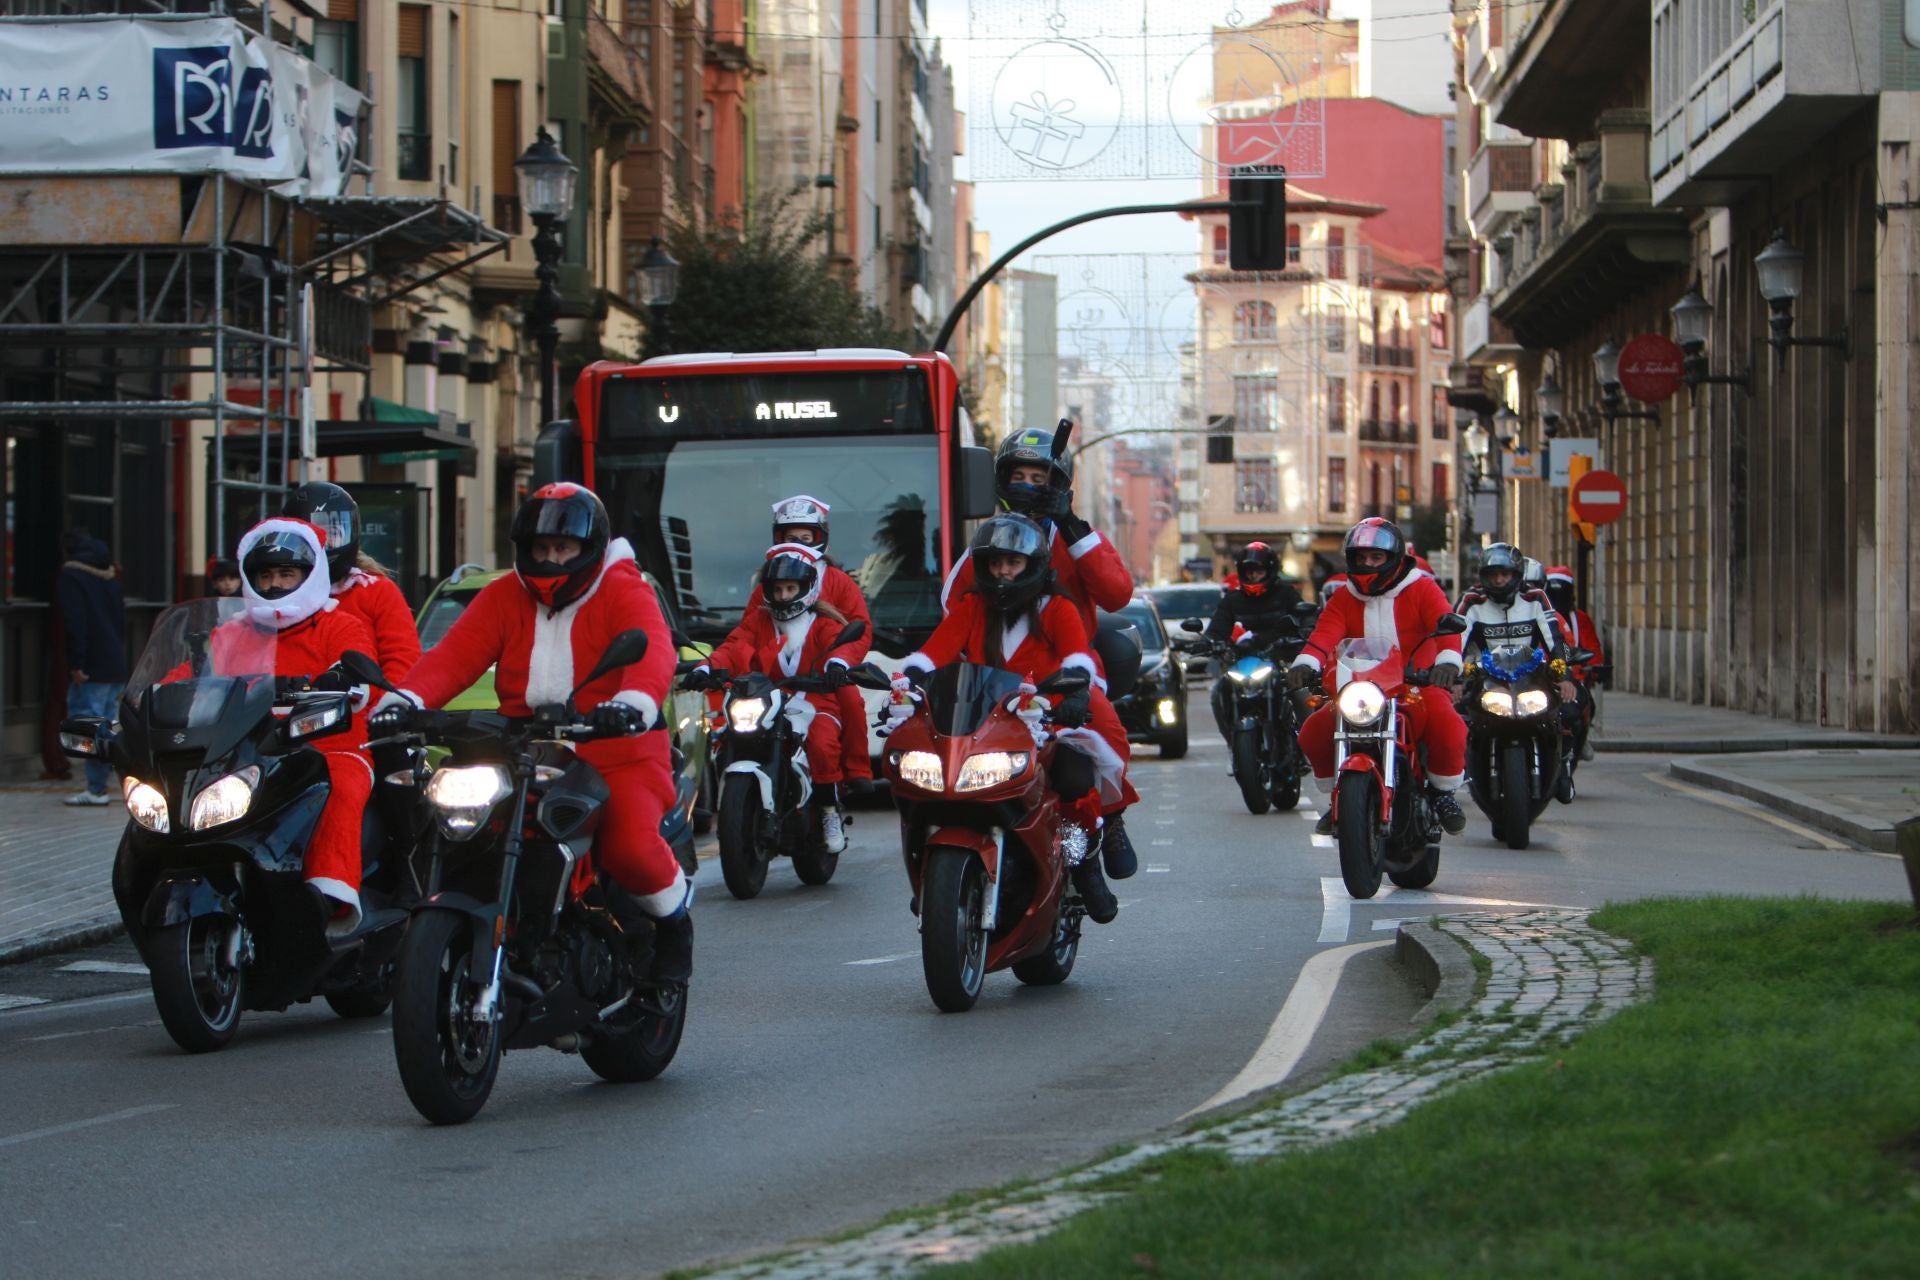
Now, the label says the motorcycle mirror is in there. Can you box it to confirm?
[1434,612,1470,637]
[830,619,867,650]
[1177,617,1205,634]
[1035,668,1090,696]
[1569,648,1595,665]
[338,649,395,692]
[572,629,651,704]
[1292,601,1319,618]
[671,629,695,651]
[850,662,893,690]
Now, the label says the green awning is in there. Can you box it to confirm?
[370,397,440,424]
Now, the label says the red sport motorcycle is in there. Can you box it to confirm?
[882,664,1096,1013]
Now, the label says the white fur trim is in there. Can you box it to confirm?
[775,612,812,677]
[902,651,935,675]
[307,876,361,931]
[1312,773,1335,793]
[1067,531,1102,559]
[1053,727,1127,804]
[333,567,377,595]
[522,540,640,706]
[237,518,333,631]
[1293,653,1323,673]
[1427,771,1464,792]
[633,866,691,919]
[825,656,849,669]
[1433,649,1464,669]
[609,689,659,729]
[1001,613,1031,658]
[939,552,969,608]
[1061,651,1097,677]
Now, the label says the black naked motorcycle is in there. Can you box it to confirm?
[59,598,410,1053]
[1461,638,1579,850]
[354,632,688,1126]
[1173,603,1319,814]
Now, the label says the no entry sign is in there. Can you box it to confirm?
[1570,469,1628,525]
[1618,334,1685,404]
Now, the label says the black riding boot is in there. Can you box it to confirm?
[1071,857,1119,925]
[649,911,694,986]
[1100,812,1139,879]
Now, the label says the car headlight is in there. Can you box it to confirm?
[955,750,1028,792]
[728,696,768,733]
[1516,689,1552,716]
[1156,697,1179,726]
[190,765,259,831]
[894,750,944,790]
[1337,681,1387,727]
[1479,688,1515,717]
[425,763,512,839]
[123,777,169,833]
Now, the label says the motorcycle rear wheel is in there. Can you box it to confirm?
[582,984,687,1083]
[1232,728,1272,815]
[149,916,245,1053]
[1335,772,1385,899]
[1499,742,1533,850]
[1011,901,1079,986]
[717,774,771,900]
[391,910,501,1126]
[921,847,989,1012]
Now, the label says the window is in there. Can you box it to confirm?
[491,80,522,234]
[1233,375,1279,432]
[1327,227,1346,280]
[1431,386,1450,439]
[1327,375,1346,433]
[1235,458,1278,513]
[1212,225,1229,265]
[1431,462,1450,503]
[632,0,653,71]
[313,1,359,87]
[1286,223,1301,264]
[1390,381,1403,426]
[1328,457,1347,513]
[1429,301,1448,348]
[1367,381,1381,426]
[1233,301,1276,342]
[396,4,430,181]
[446,13,459,186]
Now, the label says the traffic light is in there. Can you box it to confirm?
[1228,165,1288,271]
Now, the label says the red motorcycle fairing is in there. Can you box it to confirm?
[1334,751,1394,822]
[924,825,1000,877]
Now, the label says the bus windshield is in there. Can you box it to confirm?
[594,370,946,653]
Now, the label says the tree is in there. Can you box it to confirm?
[649,194,908,357]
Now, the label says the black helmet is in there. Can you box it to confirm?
[242,528,319,601]
[994,428,1074,518]
[1478,543,1525,606]
[762,544,823,621]
[1342,518,1411,597]
[511,482,612,611]
[1544,565,1576,616]
[281,481,359,584]
[1236,542,1278,596]
[969,514,1053,614]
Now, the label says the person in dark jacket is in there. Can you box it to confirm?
[1203,542,1305,738]
[55,533,128,805]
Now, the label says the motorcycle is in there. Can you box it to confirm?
[682,621,888,900]
[352,632,688,1125]
[1461,641,1590,849]
[882,664,1097,1013]
[1175,604,1318,814]
[1307,613,1469,899]
[57,598,410,1053]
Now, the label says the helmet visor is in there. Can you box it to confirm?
[973,518,1046,560]
[763,554,818,584]
[245,530,317,571]
[1346,523,1401,553]
[311,508,355,551]
[523,497,597,539]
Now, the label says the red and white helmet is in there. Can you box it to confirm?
[1342,518,1412,597]
[762,542,824,620]
[511,482,612,611]
[771,494,830,550]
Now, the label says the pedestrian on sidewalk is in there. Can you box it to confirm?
[36,599,73,782]
[207,557,242,598]
[55,531,128,806]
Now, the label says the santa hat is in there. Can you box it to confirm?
[1546,566,1575,585]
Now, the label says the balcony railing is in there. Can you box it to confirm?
[1356,419,1418,446]
[1466,138,1534,236]
[1357,343,1416,369]
[1500,111,1658,300]
[586,8,651,113]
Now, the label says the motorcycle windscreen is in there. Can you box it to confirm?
[124,598,276,758]
[921,663,1027,737]
[1332,637,1405,692]
[1481,643,1545,683]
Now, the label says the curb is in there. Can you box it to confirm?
[1395,919,1476,1015]
[0,914,126,967]
[1598,734,1920,755]
[1667,757,1901,853]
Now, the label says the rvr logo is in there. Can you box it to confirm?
[153,45,275,157]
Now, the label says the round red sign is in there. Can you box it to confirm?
[1570,469,1628,525]
[1617,333,1685,404]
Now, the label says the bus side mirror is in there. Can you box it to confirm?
[533,419,581,488]
[957,445,997,520]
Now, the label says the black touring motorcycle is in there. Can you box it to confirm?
[60,598,410,1053]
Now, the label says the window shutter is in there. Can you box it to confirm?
[327,0,358,20]
[398,5,428,58]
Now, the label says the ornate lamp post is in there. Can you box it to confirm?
[639,236,680,356]
[515,127,578,428]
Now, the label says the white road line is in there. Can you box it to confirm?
[1183,939,1393,1119]
[1318,876,1587,944]
[0,1104,177,1150]
[1318,876,1352,942]
[0,995,49,1011]
[1371,918,1408,932]
[1644,770,1881,855]
[58,960,149,976]
[1150,838,1175,846]
[844,952,919,967]
[1145,864,1171,873]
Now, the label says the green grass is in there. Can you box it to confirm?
[940,897,1920,1279]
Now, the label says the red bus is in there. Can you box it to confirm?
[566,348,995,653]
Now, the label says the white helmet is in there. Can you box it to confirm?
[237,518,333,631]
[771,494,830,549]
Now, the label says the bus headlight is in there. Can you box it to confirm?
[190,766,259,831]
[1337,681,1387,727]
[1516,689,1552,717]
[955,751,1028,792]
[1479,689,1515,717]
[728,696,769,733]
[123,777,169,833]
[894,750,944,790]
[426,764,512,839]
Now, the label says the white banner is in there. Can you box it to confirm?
[0,17,361,195]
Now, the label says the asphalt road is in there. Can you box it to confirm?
[0,695,1907,1279]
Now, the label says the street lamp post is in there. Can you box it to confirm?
[515,127,578,429]
[639,237,680,357]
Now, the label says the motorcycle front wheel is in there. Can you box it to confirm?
[582,983,687,1083]
[1232,728,1272,814]
[391,910,501,1126]
[1499,742,1533,850]
[790,808,839,886]
[920,847,989,1012]
[717,774,771,900]
[1335,772,1386,899]
[148,916,245,1053]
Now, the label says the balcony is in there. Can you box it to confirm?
[1491,109,1688,349]
[1650,0,1878,206]
[1496,0,1652,140]
[586,7,652,126]
[1459,295,1521,365]
[1465,138,1535,238]
[1356,419,1418,447]
[1357,342,1416,369]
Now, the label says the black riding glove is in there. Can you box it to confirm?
[588,701,647,737]
[821,662,851,691]
[1429,665,1460,691]
[1053,505,1092,546]
[1048,687,1092,729]
[1286,664,1318,691]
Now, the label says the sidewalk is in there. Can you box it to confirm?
[1669,751,1920,853]
[0,781,125,963]
[1594,690,1920,754]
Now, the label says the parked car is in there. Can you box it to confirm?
[1146,582,1224,677]
[1101,596,1188,758]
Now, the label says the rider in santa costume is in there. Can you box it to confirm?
[379,483,693,983]
[283,481,421,686]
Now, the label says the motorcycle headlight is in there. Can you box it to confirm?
[190,765,260,831]
[955,750,1028,792]
[1479,688,1515,717]
[1516,689,1552,716]
[1337,681,1387,727]
[123,777,169,833]
[894,750,944,790]
[425,764,512,839]
[728,696,769,733]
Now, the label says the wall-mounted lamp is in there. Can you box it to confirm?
[1754,229,1850,366]
[1592,339,1660,428]
[1536,371,1565,438]
[1668,278,1751,399]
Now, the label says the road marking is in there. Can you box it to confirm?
[845,952,918,967]
[1317,876,1352,942]
[1643,770,1877,854]
[0,995,49,1011]
[0,1104,177,1150]
[1183,939,1392,1119]
[1371,918,1407,931]
[1145,863,1171,873]
[58,960,149,976]
[1150,838,1175,846]
[1317,878,1586,944]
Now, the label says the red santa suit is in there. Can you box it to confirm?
[704,595,864,786]
[395,539,687,916]
[332,568,420,686]
[1291,568,1467,792]
[229,519,377,928]
[905,590,1138,809]
[741,562,872,780]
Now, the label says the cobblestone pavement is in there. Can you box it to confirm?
[699,910,1652,1280]
[0,781,125,963]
